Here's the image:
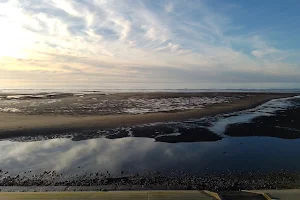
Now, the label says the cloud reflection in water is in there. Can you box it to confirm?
[0,137,225,175]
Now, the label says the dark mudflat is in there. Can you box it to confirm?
[225,101,300,139]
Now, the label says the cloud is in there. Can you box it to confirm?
[251,47,281,58]
[165,2,173,13]
[0,0,299,88]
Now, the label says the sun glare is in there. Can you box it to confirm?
[0,20,30,58]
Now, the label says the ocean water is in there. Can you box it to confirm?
[1,88,300,94]
[0,81,299,92]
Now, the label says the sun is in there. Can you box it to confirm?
[0,19,34,59]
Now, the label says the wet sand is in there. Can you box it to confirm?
[0,93,297,138]
[1,169,300,191]
[225,99,300,139]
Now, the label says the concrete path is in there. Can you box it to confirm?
[247,189,300,200]
[0,190,299,199]
[0,191,216,200]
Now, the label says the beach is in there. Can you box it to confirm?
[1,91,300,191]
[0,92,297,138]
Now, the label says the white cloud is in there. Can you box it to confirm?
[252,47,280,58]
[142,25,168,42]
[155,42,182,53]
[112,17,131,41]
[165,2,174,13]
[0,0,298,87]
[49,0,83,17]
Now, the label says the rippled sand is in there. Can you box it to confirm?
[0,92,240,115]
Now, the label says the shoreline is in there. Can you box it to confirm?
[0,93,298,138]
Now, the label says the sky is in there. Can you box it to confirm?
[0,0,300,89]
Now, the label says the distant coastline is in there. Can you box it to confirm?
[1,88,300,95]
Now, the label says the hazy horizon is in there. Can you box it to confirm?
[1,82,300,91]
